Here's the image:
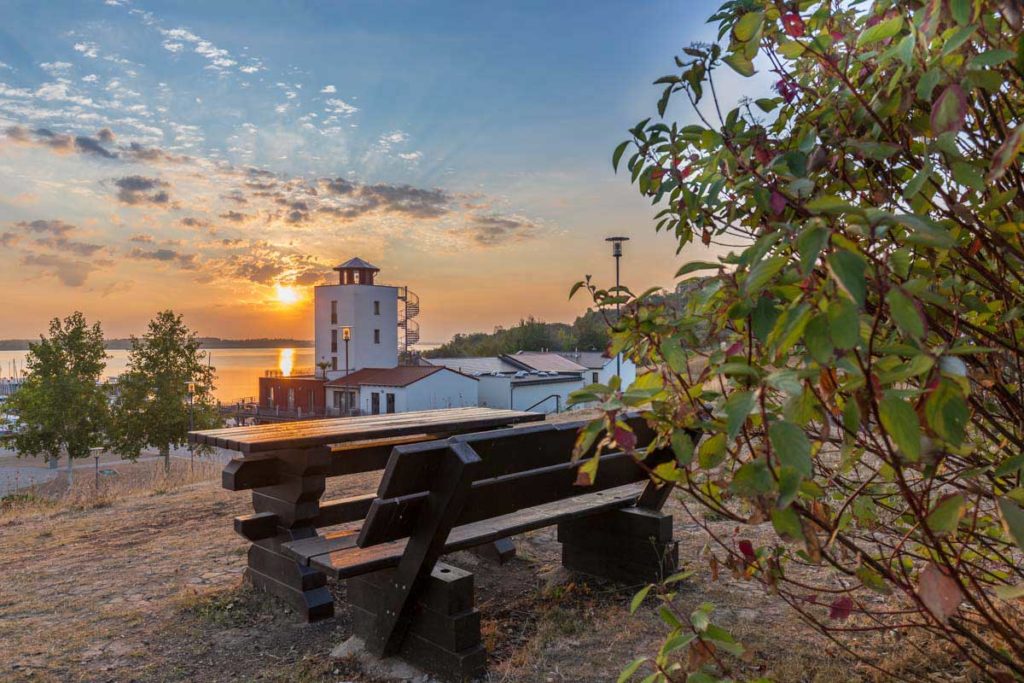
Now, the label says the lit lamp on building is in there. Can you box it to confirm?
[342,326,352,376]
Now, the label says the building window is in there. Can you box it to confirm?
[331,356,338,371]
[592,371,599,383]
[374,329,381,344]
[374,300,380,315]
[331,329,338,353]
[330,300,337,325]
[371,392,380,415]
[386,393,396,414]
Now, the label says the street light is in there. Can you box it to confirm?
[186,381,195,473]
[605,236,630,377]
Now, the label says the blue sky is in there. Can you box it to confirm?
[0,0,758,341]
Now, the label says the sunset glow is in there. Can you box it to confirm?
[275,285,301,306]
[277,348,295,377]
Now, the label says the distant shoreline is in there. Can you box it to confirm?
[0,338,315,351]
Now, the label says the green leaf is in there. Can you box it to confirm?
[671,429,695,466]
[612,140,630,172]
[952,161,985,192]
[731,458,774,497]
[771,506,805,541]
[857,16,904,47]
[796,225,828,275]
[856,565,893,594]
[769,420,813,477]
[660,337,689,374]
[806,195,856,214]
[926,494,965,535]
[777,466,802,508]
[676,261,722,277]
[618,657,647,683]
[942,24,976,56]
[916,67,942,101]
[925,380,969,446]
[733,11,764,42]
[879,396,922,461]
[886,288,925,340]
[725,390,756,440]
[723,52,756,77]
[754,97,779,113]
[630,584,653,614]
[828,250,867,307]
[994,583,1024,601]
[931,84,967,136]
[970,49,1015,67]
[743,255,787,297]
[828,298,860,349]
[998,498,1024,552]
[950,0,972,25]
[804,314,834,364]
[698,432,727,469]
[889,214,955,248]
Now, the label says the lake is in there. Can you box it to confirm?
[0,347,315,404]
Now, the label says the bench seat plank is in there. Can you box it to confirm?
[282,482,645,579]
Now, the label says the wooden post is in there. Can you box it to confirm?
[244,448,334,621]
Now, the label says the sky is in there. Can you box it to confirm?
[0,0,760,343]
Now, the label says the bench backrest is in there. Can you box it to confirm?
[357,415,659,547]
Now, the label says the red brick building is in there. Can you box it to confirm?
[258,375,328,417]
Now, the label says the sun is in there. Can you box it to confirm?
[275,283,300,305]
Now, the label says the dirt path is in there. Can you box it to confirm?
[1,472,945,683]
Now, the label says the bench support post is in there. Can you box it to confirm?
[244,449,334,622]
[364,442,481,659]
[558,506,678,584]
[348,562,485,682]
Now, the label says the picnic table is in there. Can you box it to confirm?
[189,407,545,622]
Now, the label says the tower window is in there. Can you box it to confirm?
[330,301,337,324]
[374,329,381,344]
[374,301,380,315]
[331,329,337,353]
[331,356,338,371]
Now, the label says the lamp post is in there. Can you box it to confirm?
[186,381,195,473]
[605,236,630,377]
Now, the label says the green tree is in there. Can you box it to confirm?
[109,310,219,470]
[575,1,1024,679]
[7,312,109,482]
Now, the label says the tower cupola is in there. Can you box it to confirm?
[333,257,380,285]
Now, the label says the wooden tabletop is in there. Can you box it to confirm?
[188,407,546,454]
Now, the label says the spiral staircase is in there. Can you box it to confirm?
[398,286,420,355]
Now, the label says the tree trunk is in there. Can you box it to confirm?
[161,444,170,473]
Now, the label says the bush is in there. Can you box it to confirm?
[575,1,1024,680]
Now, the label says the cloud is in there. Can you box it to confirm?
[219,210,248,222]
[11,219,105,256]
[4,126,118,159]
[463,214,541,246]
[325,98,358,117]
[320,85,336,94]
[73,42,100,58]
[21,253,96,287]
[0,232,20,246]
[16,219,76,236]
[129,234,154,243]
[127,247,197,269]
[112,175,171,205]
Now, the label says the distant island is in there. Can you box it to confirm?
[423,312,612,358]
[0,337,314,351]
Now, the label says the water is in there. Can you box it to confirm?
[0,347,315,404]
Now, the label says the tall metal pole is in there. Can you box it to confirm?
[605,237,630,378]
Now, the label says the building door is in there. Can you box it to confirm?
[386,393,396,414]
[371,392,380,415]
[287,388,295,411]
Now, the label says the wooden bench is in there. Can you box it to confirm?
[279,416,679,681]
[189,407,546,622]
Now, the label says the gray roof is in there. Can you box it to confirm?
[508,352,587,373]
[555,351,612,370]
[334,257,379,271]
[421,357,520,374]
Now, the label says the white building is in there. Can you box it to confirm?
[314,258,399,380]
[325,366,478,415]
[555,350,638,387]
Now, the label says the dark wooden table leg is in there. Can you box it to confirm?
[246,448,334,621]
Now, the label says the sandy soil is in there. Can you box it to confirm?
[0,464,967,683]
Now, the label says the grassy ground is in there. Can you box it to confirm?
[0,457,969,682]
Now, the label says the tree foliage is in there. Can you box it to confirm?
[6,312,109,468]
[109,310,219,468]
[423,312,613,358]
[576,1,1024,679]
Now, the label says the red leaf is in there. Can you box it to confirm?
[702,229,712,245]
[738,539,756,562]
[614,426,637,452]
[829,596,853,620]
[782,12,805,37]
[918,562,962,622]
[931,84,968,137]
[725,340,744,356]
[770,190,787,216]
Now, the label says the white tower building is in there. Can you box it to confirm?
[315,258,399,381]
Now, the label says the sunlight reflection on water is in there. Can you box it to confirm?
[278,347,295,377]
